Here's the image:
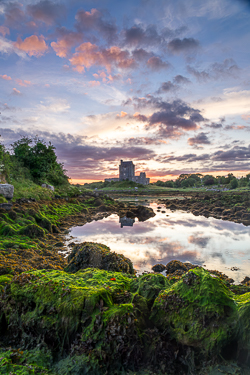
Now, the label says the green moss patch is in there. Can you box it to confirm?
[152,268,238,353]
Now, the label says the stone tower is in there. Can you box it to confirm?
[119,160,135,181]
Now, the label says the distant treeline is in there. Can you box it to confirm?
[83,180,144,189]
[153,173,250,189]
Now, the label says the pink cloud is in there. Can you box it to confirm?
[69,42,136,73]
[0,74,12,81]
[242,114,250,122]
[117,111,128,118]
[88,80,101,87]
[12,88,21,95]
[16,79,31,87]
[51,31,82,58]
[14,35,48,57]
[0,26,10,37]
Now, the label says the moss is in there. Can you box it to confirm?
[0,195,8,204]
[151,268,238,353]
[235,292,250,354]
[19,223,45,238]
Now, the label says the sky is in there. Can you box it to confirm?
[0,0,250,183]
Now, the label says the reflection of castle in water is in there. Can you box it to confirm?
[119,216,135,228]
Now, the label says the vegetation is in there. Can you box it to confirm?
[0,266,249,374]
[83,179,145,190]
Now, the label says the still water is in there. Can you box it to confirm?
[66,199,250,283]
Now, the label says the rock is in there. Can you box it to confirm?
[19,224,45,238]
[241,276,250,285]
[152,264,166,272]
[135,205,155,221]
[152,268,238,353]
[165,260,198,275]
[0,184,14,200]
[41,183,54,191]
[0,203,12,210]
[65,242,134,274]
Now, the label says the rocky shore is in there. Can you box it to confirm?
[0,191,250,374]
[160,191,250,226]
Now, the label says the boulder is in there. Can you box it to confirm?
[0,184,14,200]
[152,268,238,353]
[152,264,166,272]
[65,242,134,274]
[41,183,54,191]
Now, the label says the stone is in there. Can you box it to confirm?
[65,242,134,274]
[0,184,14,200]
[41,183,54,191]
[152,264,166,272]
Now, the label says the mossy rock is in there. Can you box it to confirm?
[0,222,17,236]
[235,292,250,356]
[151,268,238,353]
[65,242,134,274]
[19,223,45,238]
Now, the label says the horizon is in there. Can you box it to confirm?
[0,0,250,184]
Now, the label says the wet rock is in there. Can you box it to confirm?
[241,276,250,285]
[152,268,238,353]
[152,264,166,272]
[19,224,45,238]
[8,210,17,221]
[41,183,54,191]
[0,183,14,200]
[0,203,12,210]
[165,260,198,275]
[135,205,155,221]
[65,242,134,274]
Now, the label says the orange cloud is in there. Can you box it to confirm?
[242,114,250,122]
[69,42,136,73]
[14,35,48,57]
[0,74,11,81]
[51,32,83,58]
[88,80,101,87]
[116,111,128,118]
[12,88,21,95]
[16,78,31,87]
[0,26,10,37]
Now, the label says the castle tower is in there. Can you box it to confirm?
[119,160,135,181]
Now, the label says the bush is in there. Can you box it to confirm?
[230,178,238,189]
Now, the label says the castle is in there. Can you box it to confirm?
[105,160,150,185]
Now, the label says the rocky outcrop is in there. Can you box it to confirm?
[65,242,134,274]
[41,183,54,191]
[0,265,250,374]
[0,183,14,200]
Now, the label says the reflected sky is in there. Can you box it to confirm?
[66,201,250,283]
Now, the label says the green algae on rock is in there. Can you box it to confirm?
[151,268,238,353]
[65,242,134,274]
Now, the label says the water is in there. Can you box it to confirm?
[66,199,250,283]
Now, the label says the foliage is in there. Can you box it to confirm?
[11,137,69,186]
[230,178,238,189]
[84,180,145,190]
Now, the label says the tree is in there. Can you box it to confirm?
[11,137,69,186]
[230,178,238,189]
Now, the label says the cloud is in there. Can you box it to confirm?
[88,80,101,87]
[188,132,211,146]
[38,98,70,113]
[116,111,127,118]
[2,2,26,28]
[51,29,82,58]
[123,24,162,47]
[187,59,240,82]
[14,35,48,57]
[168,38,199,54]
[173,75,191,84]
[0,74,11,81]
[0,36,26,57]
[146,56,171,71]
[188,234,210,248]
[69,42,136,73]
[16,79,31,87]
[75,8,117,43]
[128,96,205,139]
[0,26,9,37]
[12,88,21,95]
[27,0,66,25]
[157,81,176,93]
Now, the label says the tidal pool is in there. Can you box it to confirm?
[66,200,250,283]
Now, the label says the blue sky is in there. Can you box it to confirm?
[0,0,250,182]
